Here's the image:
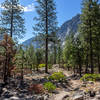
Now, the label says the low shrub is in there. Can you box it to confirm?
[38,64,45,68]
[80,74,100,81]
[44,82,56,92]
[38,64,52,69]
[64,64,67,68]
[48,72,66,82]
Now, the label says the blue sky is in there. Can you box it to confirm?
[0,0,82,43]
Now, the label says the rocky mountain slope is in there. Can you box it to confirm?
[22,14,80,47]
[57,14,80,40]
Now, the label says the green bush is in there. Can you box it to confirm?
[38,64,52,69]
[64,64,67,68]
[48,72,66,82]
[38,64,45,68]
[44,82,56,92]
[80,74,100,81]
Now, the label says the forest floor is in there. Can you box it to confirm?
[0,64,100,100]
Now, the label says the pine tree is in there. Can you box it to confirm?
[79,0,100,73]
[35,48,43,71]
[33,0,58,73]
[1,0,25,39]
[57,39,62,67]
[91,0,100,73]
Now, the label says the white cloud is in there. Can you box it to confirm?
[0,4,4,9]
[0,3,35,12]
[23,3,35,12]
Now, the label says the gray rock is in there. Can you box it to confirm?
[43,94,49,100]
[17,93,25,98]
[3,91,13,98]
[73,94,83,100]
[3,88,8,92]
[19,89,28,94]
[62,94,69,100]
[73,91,84,100]
[56,83,62,88]
[88,81,94,84]
[10,96,19,100]
[74,87,80,91]
[81,84,86,87]
[52,90,59,94]
[96,95,100,100]
[37,95,44,100]
[26,96,37,100]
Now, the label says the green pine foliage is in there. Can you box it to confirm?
[1,0,25,39]
[79,0,100,73]
[33,0,58,73]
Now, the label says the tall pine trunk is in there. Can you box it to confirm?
[3,55,7,84]
[78,51,82,77]
[45,0,48,73]
[54,43,56,64]
[89,21,94,74]
[85,54,89,73]
[89,1,94,74]
[98,55,100,73]
[10,0,14,37]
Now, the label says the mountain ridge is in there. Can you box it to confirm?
[22,14,81,47]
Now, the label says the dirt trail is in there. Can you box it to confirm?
[54,91,70,100]
[53,65,82,88]
[51,65,81,100]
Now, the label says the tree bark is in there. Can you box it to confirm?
[89,0,94,74]
[85,54,89,73]
[45,0,48,73]
[10,0,14,37]
[98,55,100,73]
[54,43,56,64]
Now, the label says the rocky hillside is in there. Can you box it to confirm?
[22,14,80,47]
[57,14,80,41]
[22,37,41,48]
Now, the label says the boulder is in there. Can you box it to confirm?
[72,91,84,100]
[81,84,86,87]
[73,94,83,100]
[89,91,96,97]
[3,91,13,98]
[52,90,59,94]
[62,94,69,100]
[17,93,25,98]
[74,87,80,91]
[10,96,19,100]
[96,95,100,100]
